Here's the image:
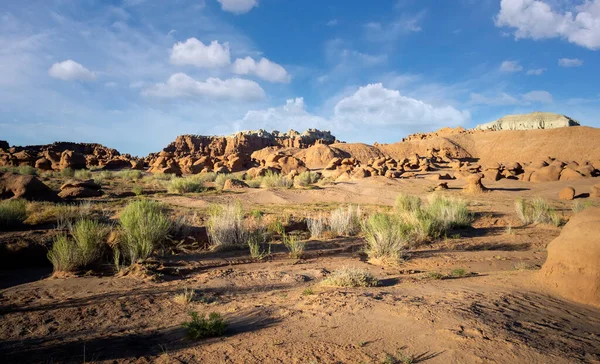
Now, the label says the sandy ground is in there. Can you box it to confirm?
[1,176,600,363]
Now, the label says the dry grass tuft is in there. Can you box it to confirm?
[322,267,379,287]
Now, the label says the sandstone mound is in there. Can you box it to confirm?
[539,208,600,307]
[293,144,346,169]
[0,172,60,201]
[476,112,579,131]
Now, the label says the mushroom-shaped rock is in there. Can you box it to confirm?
[539,208,600,307]
[463,173,487,194]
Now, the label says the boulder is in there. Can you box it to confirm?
[59,150,87,170]
[102,158,131,170]
[324,157,342,170]
[59,187,103,198]
[60,179,101,190]
[352,167,370,179]
[0,172,60,201]
[130,159,145,170]
[0,140,9,151]
[223,179,249,190]
[559,168,584,181]
[558,187,575,201]
[434,182,448,191]
[277,156,308,175]
[34,158,52,171]
[576,165,596,177]
[463,173,487,194]
[530,165,562,183]
[539,208,600,307]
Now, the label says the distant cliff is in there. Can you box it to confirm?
[476,112,579,131]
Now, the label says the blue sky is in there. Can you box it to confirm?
[1,0,599,156]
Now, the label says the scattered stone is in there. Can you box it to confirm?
[434,182,449,191]
[223,179,249,190]
[559,187,576,200]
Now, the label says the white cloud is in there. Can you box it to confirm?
[217,0,258,14]
[48,60,96,81]
[523,90,553,103]
[364,11,425,42]
[558,57,584,67]
[495,0,600,50]
[170,38,230,68]
[237,98,333,131]
[142,73,265,101]
[333,83,470,127]
[526,68,546,75]
[499,60,523,73]
[232,56,291,83]
[327,19,338,26]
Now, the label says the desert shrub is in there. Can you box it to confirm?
[13,165,38,175]
[117,169,143,181]
[247,229,270,259]
[283,234,305,259]
[306,214,327,239]
[207,202,247,250]
[214,173,234,190]
[294,171,320,187]
[47,233,80,272]
[362,213,410,264]
[329,205,361,236]
[322,267,379,287]
[183,312,227,340]
[260,171,293,189]
[572,200,593,213]
[132,185,144,196]
[245,179,262,188]
[450,268,468,277]
[395,193,422,213]
[60,168,75,178]
[74,169,92,180]
[168,176,206,194]
[118,199,172,264]
[56,201,93,229]
[0,199,28,229]
[70,218,109,266]
[94,170,113,184]
[173,288,196,305]
[196,172,217,183]
[426,195,472,230]
[515,197,560,226]
[267,220,285,237]
[150,173,175,181]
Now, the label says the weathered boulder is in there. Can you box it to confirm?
[59,150,87,170]
[530,165,562,183]
[276,156,308,175]
[539,208,600,307]
[559,168,584,181]
[58,179,103,198]
[558,187,575,200]
[463,173,487,194]
[0,172,60,201]
[34,158,52,171]
[223,179,249,190]
[434,182,449,191]
[102,158,132,170]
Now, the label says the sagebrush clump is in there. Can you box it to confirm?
[294,171,320,187]
[515,197,560,226]
[260,171,293,188]
[207,202,247,249]
[183,312,227,340]
[322,267,379,287]
[0,199,28,230]
[329,205,361,236]
[306,214,327,239]
[168,176,206,194]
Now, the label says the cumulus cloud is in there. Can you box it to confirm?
[170,38,230,68]
[48,60,96,81]
[558,57,584,67]
[232,56,291,83]
[526,68,546,75]
[364,12,425,42]
[499,60,523,73]
[238,98,333,131]
[217,0,258,14]
[522,90,553,103]
[333,83,470,127]
[142,73,265,101]
[495,0,600,50]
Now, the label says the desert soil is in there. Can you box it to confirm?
[1,176,600,363]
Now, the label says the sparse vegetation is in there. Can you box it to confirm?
[321,267,379,287]
[74,169,93,180]
[572,199,593,213]
[117,169,143,181]
[302,288,314,296]
[182,312,227,340]
[247,229,270,259]
[260,171,293,188]
[118,199,172,265]
[395,193,422,213]
[60,168,75,178]
[306,214,327,239]
[0,165,38,175]
[207,202,247,250]
[515,197,560,226]
[294,171,320,187]
[215,173,235,190]
[132,185,144,196]
[0,199,28,229]
[173,288,196,305]
[362,213,410,264]
[450,268,467,277]
[168,176,206,194]
[283,234,305,259]
[329,205,361,236]
[427,271,444,280]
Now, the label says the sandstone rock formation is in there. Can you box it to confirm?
[559,187,576,200]
[0,172,60,201]
[476,112,579,131]
[59,179,103,198]
[539,208,600,307]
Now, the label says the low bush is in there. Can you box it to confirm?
[60,168,75,178]
[395,193,421,213]
[362,213,410,264]
[183,312,227,340]
[118,199,172,264]
[196,172,217,183]
[47,233,80,272]
[306,214,327,239]
[247,229,270,259]
[0,166,38,175]
[207,202,247,250]
[132,185,144,196]
[294,171,320,187]
[74,169,93,180]
[322,267,379,287]
[214,173,234,190]
[515,198,560,226]
[329,205,361,236]
[572,200,593,213]
[0,199,28,230]
[168,176,206,194]
[173,288,196,305]
[117,170,143,181]
[283,234,305,259]
[260,171,293,189]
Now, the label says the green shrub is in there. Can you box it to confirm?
[395,193,422,213]
[515,198,560,226]
[117,169,143,181]
[74,169,93,180]
[322,267,379,287]
[306,214,327,239]
[118,199,172,264]
[0,199,28,229]
[450,268,468,277]
[362,213,410,264]
[183,312,227,340]
[247,229,270,259]
[16,165,38,175]
[60,168,75,178]
[197,172,217,183]
[47,218,108,272]
[150,173,175,181]
[572,200,593,213]
[260,171,293,188]
[214,173,234,190]
[426,195,472,230]
[294,171,320,187]
[168,176,206,194]
[47,233,80,272]
[329,205,361,236]
[132,185,144,196]
[283,234,305,259]
[207,202,247,250]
